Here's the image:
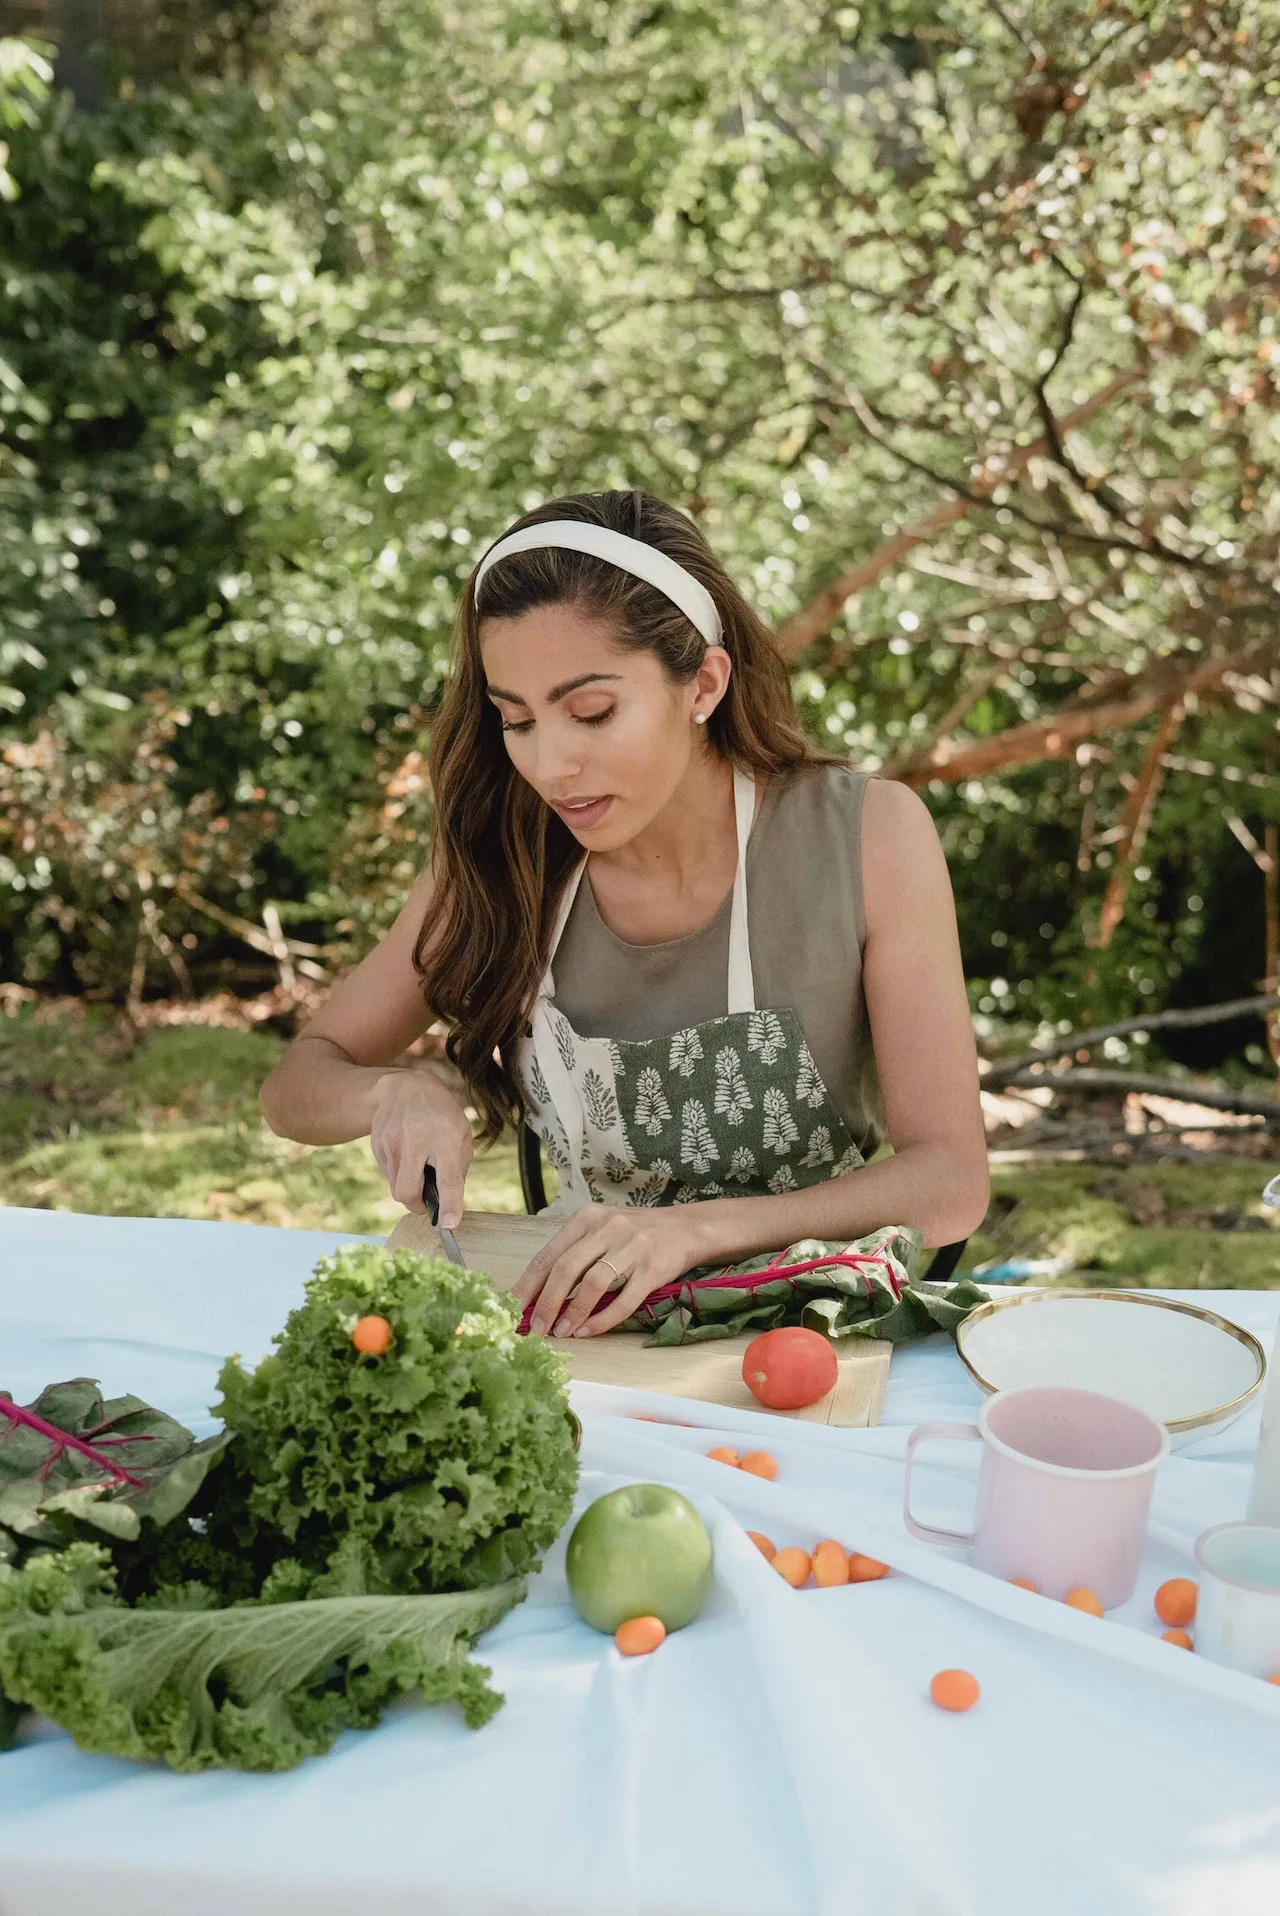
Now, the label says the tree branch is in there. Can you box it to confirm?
[996,1068,1280,1121]
[912,661,1013,763]
[1226,815,1275,875]
[982,991,1280,1088]
[1031,261,1214,571]
[1265,825,1280,1072]
[1162,754,1279,792]
[814,374,1219,574]
[774,365,1144,657]
[1094,698,1185,949]
[175,884,332,962]
[987,0,1045,62]
[881,649,1248,786]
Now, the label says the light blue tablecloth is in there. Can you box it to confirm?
[1,1207,1279,1916]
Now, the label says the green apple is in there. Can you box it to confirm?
[565,1483,713,1634]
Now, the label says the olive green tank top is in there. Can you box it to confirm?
[549,764,885,1160]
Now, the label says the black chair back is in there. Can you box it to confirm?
[517,1121,548,1216]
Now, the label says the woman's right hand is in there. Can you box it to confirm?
[369,1068,473,1228]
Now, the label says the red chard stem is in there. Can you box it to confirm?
[0,1396,148,1488]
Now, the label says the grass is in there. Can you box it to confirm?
[0,1004,527,1236]
[966,1162,1280,1290]
[2,1002,1279,1286]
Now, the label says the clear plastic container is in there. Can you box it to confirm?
[1248,1322,1280,1525]
[1248,1179,1280,1524]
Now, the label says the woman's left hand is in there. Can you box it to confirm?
[512,1205,715,1339]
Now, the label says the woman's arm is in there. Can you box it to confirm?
[259,868,474,1223]
[516,777,990,1336]
[692,773,990,1252]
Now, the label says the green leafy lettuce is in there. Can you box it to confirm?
[145,1246,580,1603]
[0,1248,579,1768]
[0,1543,522,1771]
[0,1379,232,1750]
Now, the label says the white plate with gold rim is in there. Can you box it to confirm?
[956,1291,1266,1448]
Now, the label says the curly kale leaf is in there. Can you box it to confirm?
[0,1543,522,1771]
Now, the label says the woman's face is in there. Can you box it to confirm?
[480,603,729,849]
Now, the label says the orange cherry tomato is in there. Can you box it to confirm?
[1162,1628,1193,1649]
[705,1446,741,1466]
[746,1530,777,1561]
[1008,1577,1039,1593]
[930,1669,980,1712]
[615,1616,666,1656]
[848,1552,890,1583]
[772,1547,812,1588]
[1064,1588,1104,1617]
[351,1314,392,1355]
[1154,1578,1198,1628]
[740,1450,778,1481]
[811,1540,851,1587]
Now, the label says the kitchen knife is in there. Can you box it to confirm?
[421,1165,466,1267]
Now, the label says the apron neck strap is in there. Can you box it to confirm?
[726,764,757,1015]
[540,857,587,1002]
[537,763,759,1012]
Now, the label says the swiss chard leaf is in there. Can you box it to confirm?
[627,1227,985,1345]
[0,1379,231,1551]
[629,1228,902,1343]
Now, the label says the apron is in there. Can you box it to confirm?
[515,767,866,1215]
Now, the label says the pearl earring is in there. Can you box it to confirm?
[694,713,708,725]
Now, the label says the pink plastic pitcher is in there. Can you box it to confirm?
[903,1385,1169,1608]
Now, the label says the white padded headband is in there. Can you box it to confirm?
[472,519,724,648]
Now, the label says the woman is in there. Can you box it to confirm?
[260,489,988,1338]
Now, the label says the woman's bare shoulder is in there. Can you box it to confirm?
[861,772,938,841]
[860,776,952,927]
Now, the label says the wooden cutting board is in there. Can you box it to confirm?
[385,1208,892,1428]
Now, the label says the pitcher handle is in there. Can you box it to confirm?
[903,1421,982,1548]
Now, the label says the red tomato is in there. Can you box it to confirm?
[741,1327,838,1410]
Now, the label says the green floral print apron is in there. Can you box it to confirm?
[517,767,866,1215]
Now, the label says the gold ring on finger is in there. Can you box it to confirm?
[598,1257,626,1284]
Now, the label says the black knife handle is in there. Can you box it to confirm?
[421,1164,441,1226]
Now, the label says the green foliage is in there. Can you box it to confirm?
[0,1540,521,1769]
[1,6,1278,1048]
[0,1236,575,1769]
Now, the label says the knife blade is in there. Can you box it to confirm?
[421,1165,466,1267]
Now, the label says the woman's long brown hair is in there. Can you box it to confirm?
[415,488,834,1142]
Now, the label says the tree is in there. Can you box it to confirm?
[2,3,1277,1063]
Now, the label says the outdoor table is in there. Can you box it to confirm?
[1,1204,1279,1916]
